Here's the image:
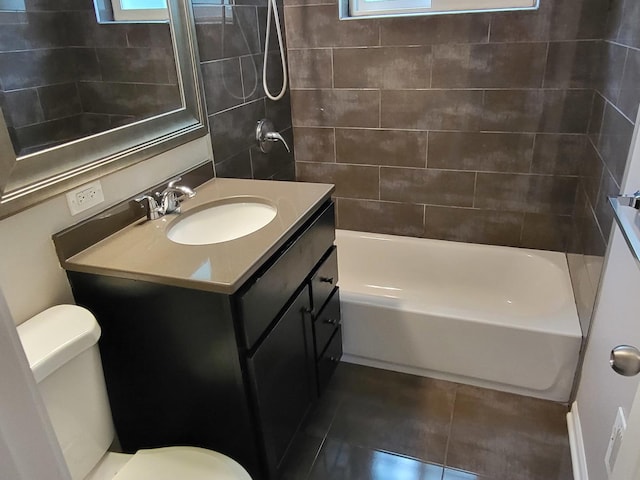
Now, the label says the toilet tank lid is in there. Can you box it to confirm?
[17,305,101,383]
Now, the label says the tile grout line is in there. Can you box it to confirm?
[472,172,477,208]
[529,132,537,174]
[442,385,458,472]
[378,89,382,129]
[422,204,427,235]
[303,435,328,480]
[425,130,429,168]
[332,127,337,163]
[518,209,526,247]
[308,392,346,479]
[238,57,247,102]
[615,47,630,106]
[540,41,550,89]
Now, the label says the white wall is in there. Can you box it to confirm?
[0,135,212,325]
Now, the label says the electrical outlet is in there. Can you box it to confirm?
[605,407,627,477]
[66,180,104,216]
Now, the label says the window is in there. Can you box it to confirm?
[0,0,25,11]
[111,0,168,21]
[346,0,538,19]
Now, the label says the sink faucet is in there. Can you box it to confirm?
[135,177,196,220]
[159,178,196,215]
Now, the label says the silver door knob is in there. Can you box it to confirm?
[610,345,640,376]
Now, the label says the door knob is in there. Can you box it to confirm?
[610,345,640,376]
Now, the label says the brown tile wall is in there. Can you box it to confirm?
[194,0,295,181]
[285,0,608,250]
[567,0,640,335]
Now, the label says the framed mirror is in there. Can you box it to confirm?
[0,0,208,218]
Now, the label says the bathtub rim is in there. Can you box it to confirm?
[335,228,582,339]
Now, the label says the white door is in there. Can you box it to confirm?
[599,115,640,480]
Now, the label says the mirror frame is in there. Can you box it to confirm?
[0,0,208,219]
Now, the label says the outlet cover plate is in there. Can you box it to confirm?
[605,407,627,477]
[66,180,105,216]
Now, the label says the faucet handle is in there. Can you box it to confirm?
[256,118,291,153]
[265,131,291,152]
[134,195,161,220]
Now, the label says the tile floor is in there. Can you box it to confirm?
[280,363,573,480]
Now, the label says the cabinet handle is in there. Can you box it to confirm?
[319,276,334,284]
[324,318,338,325]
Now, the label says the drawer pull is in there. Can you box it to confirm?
[319,276,334,284]
[323,318,338,325]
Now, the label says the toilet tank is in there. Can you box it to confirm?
[17,305,116,480]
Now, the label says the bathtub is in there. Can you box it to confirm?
[335,230,582,402]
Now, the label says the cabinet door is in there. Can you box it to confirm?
[247,286,315,478]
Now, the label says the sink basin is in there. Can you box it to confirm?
[167,197,277,245]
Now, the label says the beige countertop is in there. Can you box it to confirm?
[64,178,334,294]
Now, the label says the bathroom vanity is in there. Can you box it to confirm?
[54,169,342,480]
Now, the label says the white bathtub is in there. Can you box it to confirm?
[336,230,582,402]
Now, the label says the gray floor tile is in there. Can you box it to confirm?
[442,467,491,480]
[282,364,573,480]
[326,364,456,464]
[309,438,445,480]
[303,387,343,439]
[280,433,325,480]
[445,385,572,480]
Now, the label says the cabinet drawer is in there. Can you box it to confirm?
[317,327,342,395]
[314,289,340,358]
[310,247,338,313]
[238,202,335,350]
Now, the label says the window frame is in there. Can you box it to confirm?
[346,0,538,19]
[111,0,168,21]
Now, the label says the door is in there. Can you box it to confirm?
[610,131,640,478]
[582,113,640,480]
[247,286,316,479]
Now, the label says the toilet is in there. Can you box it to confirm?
[17,304,252,480]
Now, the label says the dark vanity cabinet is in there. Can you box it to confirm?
[66,200,342,480]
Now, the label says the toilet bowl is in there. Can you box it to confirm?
[17,304,252,480]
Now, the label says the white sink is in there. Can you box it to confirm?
[167,198,277,245]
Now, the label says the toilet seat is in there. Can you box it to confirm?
[110,447,252,480]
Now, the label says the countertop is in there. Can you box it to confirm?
[63,178,334,294]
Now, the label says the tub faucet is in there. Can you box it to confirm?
[256,118,291,153]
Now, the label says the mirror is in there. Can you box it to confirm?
[0,0,207,218]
